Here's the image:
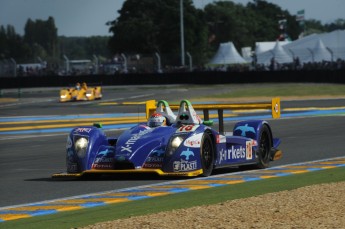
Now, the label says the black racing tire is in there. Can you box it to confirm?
[200,133,214,177]
[255,124,272,169]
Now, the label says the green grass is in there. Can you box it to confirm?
[206,83,345,98]
[2,166,345,229]
[106,83,345,99]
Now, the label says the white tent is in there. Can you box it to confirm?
[255,41,290,55]
[209,42,248,65]
[286,30,345,64]
[256,41,293,65]
[306,39,332,63]
[255,30,345,65]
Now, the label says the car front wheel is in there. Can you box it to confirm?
[255,124,272,169]
[200,133,214,177]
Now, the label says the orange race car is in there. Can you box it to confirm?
[59,82,102,102]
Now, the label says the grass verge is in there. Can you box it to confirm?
[204,83,345,98]
[2,166,345,229]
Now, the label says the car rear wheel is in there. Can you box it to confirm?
[255,124,272,169]
[200,133,214,177]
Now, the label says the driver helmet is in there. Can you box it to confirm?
[147,113,167,127]
[75,82,81,90]
[82,82,87,90]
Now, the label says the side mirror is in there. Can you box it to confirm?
[93,123,103,128]
[203,120,213,126]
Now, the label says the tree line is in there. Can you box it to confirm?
[1,0,344,67]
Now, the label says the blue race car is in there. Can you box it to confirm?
[53,99,282,178]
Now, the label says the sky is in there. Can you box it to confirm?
[0,0,344,37]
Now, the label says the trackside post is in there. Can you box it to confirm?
[271,97,281,119]
[146,100,156,120]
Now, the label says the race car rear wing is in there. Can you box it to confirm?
[146,98,281,133]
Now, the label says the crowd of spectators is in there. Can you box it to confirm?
[1,57,345,77]
[196,58,345,73]
[17,65,47,76]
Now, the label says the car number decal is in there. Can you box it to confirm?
[246,140,255,160]
[176,125,199,133]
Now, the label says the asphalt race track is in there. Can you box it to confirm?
[0,85,345,208]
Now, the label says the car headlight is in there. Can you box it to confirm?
[60,95,67,98]
[74,137,88,158]
[171,136,183,148]
[166,135,185,157]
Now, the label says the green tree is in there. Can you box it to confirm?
[0,25,30,61]
[23,17,58,58]
[107,0,208,66]
[204,1,250,52]
[325,19,345,32]
[59,36,111,60]
[203,0,301,54]
[304,19,326,35]
[246,0,300,41]
[0,25,8,58]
